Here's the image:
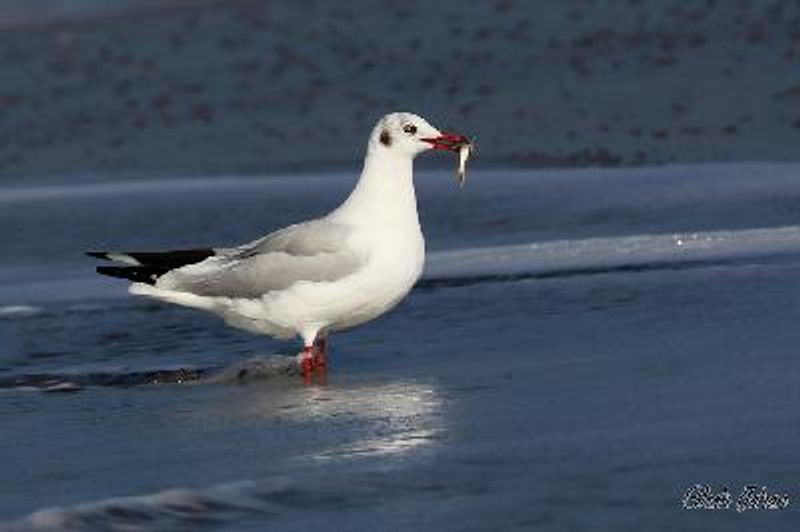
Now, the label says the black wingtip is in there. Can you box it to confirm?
[96,265,160,285]
[89,248,214,283]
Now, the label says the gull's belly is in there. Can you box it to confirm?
[224,261,421,340]
[249,226,425,338]
[322,228,425,332]
[327,256,423,332]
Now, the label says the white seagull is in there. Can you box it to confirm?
[88,112,471,376]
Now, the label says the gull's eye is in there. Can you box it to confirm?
[403,123,417,135]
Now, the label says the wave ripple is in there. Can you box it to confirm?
[0,355,300,392]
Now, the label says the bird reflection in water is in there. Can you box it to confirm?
[198,375,444,461]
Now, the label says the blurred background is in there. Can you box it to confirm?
[1,0,799,179]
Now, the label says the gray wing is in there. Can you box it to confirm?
[157,219,363,298]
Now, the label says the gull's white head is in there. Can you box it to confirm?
[369,112,470,159]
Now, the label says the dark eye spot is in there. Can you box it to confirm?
[380,130,392,146]
[403,124,417,135]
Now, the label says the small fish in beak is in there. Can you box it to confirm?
[421,132,474,188]
[456,142,473,188]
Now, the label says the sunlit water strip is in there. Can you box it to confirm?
[4,224,800,308]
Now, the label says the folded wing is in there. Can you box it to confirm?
[146,220,362,299]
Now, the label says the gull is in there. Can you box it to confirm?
[88,112,471,376]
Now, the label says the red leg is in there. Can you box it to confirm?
[300,346,314,378]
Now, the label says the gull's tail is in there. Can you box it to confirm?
[87,249,215,285]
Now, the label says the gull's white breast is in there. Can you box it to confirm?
[253,220,425,338]
[329,223,425,331]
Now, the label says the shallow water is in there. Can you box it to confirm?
[2,164,800,530]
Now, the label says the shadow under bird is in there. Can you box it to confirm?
[88,112,473,377]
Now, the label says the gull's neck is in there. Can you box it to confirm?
[332,146,419,227]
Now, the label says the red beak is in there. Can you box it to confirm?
[421,132,470,152]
